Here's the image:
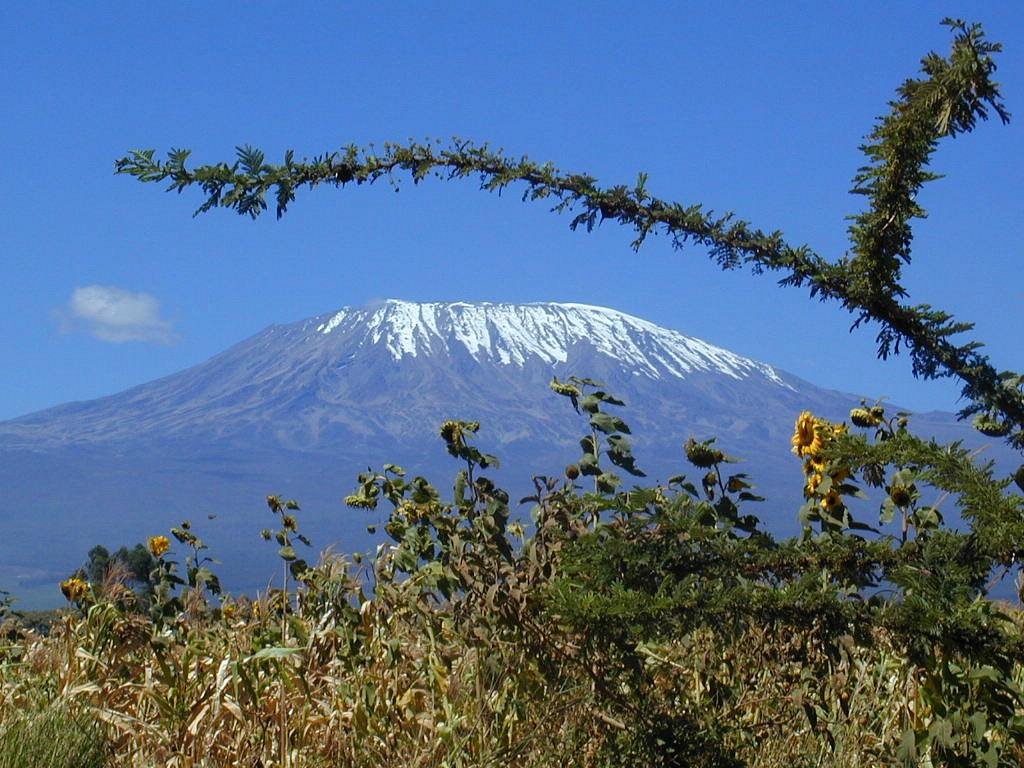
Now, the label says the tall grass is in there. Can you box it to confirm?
[0,704,107,768]
[1,555,1019,767]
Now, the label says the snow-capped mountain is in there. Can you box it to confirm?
[0,300,799,451]
[0,301,1007,607]
[313,300,790,384]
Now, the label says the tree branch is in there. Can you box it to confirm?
[114,19,1021,452]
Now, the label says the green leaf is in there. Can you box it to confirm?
[278,546,297,561]
[896,728,917,764]
[289,559,311,580]
[607,445,645,477]
[454,469,469,505]
[880,497,897,525]
[593,391,625,406]
[590,412,630,435]
[968,711,988,742]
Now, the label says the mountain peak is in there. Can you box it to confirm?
[311,300,790,385]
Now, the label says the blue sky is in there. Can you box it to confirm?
[2,2,1021,421]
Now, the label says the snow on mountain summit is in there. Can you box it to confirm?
[312,300,790,386]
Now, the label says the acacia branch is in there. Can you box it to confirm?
[114,19,1022,452]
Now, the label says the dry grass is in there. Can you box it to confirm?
[0,554,1020,767]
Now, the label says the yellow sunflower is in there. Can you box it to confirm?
[60,576,88,603]
[804,472,825,498]
[820,490,843,513]
[803,457,826,477]
[148,535,171,558]
[791,411,823,457]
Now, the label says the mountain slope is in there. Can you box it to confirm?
[0,300,794,449]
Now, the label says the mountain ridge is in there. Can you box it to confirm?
[0,300,796,450]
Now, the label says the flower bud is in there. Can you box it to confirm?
[888,485,913,508]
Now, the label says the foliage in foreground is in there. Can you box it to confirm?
[1,387,1022,767]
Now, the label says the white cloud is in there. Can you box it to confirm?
[59,285,177,344]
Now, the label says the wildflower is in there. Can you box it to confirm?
[345,494,376,510]
[147,535,171,558]
[791,411,823,457]
[685,437,724,468]
[282,514,298,532]
[803,457,826,477]
[702,471,719,498]
[973,413,1011,437]
[221,602,238,621]
[805,473,825,498]
[850,407,881,428]
[548,378,581,398]
[60,576,88,603]
[398,500,439,522]
[888,484,914,508]
[821,490,842,513]
[831,467,850,484]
